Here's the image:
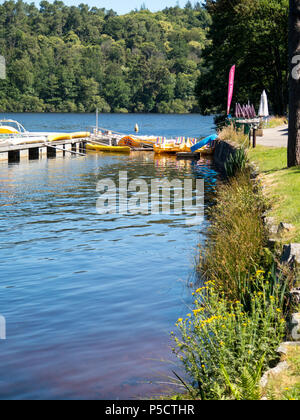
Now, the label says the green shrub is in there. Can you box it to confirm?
[173,275,286,400]
[218,123,249,147]
[199,171,269,301]
[224,148,247,178]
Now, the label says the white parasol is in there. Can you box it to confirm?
[258,90,269,117]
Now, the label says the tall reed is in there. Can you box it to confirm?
[198,170,269,301]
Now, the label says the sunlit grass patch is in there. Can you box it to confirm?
[265,345,300,400]
[265,117,288,129]
[249,146,300,242]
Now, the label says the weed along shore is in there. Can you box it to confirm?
[169,124,300,400]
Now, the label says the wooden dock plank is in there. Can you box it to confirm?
[0,138,88,162]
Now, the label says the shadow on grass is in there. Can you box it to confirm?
[261,166,288,175]
[261,165,300,182]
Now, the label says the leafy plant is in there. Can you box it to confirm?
[172,278,286,400]
[224,148,247,178]
[220,354,265,400]
[199,171,269,301]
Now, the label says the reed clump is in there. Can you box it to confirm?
[218,123,249,148]
[198,170,269,301]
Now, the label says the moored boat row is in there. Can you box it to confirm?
[87,134,217,156]
[0,119,217,157]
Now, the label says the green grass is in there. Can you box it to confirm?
[248,146,287,173]
[265,346,300,400]
[264,117,288,129]
[248,146,300,242]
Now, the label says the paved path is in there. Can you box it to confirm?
[257,125,288,147]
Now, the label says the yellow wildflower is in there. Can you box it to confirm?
[256,270,265,276]
[193,309,203,315]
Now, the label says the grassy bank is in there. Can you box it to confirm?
[264,117,288,129]
[170,148,294,399]
[167,124,300,400]
[248,146,300,242]
[265,345,300,400]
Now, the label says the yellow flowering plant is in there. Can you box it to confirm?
[172,279,286,400]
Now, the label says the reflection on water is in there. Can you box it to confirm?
[0,122,217,400]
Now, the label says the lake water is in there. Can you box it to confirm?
[0,113,217,400]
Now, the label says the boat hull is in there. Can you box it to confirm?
[119,136,156,148]
[86,143,131,153]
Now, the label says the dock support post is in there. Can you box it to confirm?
[20,149,28,160]
[39,146,47,159]
[65,143,72,155]
[8,150,20,163]
[47,146,56,158]
[29,148,39,160]
[0,152,8,162]
[253,126,257,148]
[56,147,64,157]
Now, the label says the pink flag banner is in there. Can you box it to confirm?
[227,65,236,116]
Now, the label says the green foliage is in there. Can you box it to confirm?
[172,158,294,400]
[199,171,269,301]
[196,0,289,115]
[266,345,300,400]
[220,354,265,400]
[218,123,249,147]
[0,1,211,113]
[224,148,247,178]
[173,277,286,400]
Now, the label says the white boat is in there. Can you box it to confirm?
[0,120,90,147]
[0,119,47,146]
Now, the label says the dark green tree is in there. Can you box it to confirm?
[196,0,289,115]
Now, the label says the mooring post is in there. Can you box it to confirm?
[253,125,257,148]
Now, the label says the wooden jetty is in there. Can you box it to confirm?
[0,138,87,163]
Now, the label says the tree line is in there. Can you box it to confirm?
[197,0,289,116]
[0,0,210,113]
[0,0,290,114]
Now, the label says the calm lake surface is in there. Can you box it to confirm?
[0,113,217,400]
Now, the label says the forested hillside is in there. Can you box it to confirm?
[0,0,211,113]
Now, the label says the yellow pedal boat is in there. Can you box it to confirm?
[86,143,131,153]
[118,136,157,148]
